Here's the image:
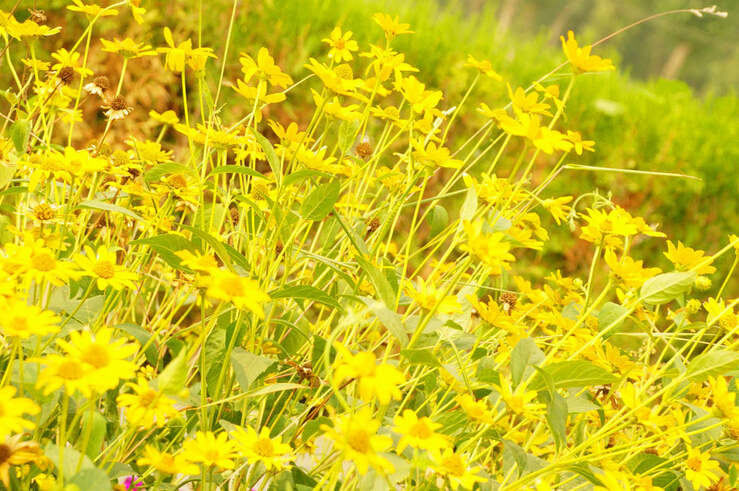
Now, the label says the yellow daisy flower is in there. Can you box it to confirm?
[74,245,138,290]
[182,431,239,471]
[232,426,292,471]
[206,269,270,318]
[392,409,449,453]
[0,387,40,439]
[560,31,615,74]
[117,377,181,429]
[136,445,199,475]
[432,448,486,490]
[322,27,359,63]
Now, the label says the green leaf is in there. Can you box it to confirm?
[338,120,361,155]
[301,180,341,221]
[45,443,94,482]
[358,296,407,347]
[208,165,266,180]
[355,255,397,309]
[283,169,334,188]
[541,391,567,452]
[9,119,31,153]
[457,185,477,232]
[130,234,199,273]
[0,186,28,198]
[249,128,281,182]
[530,361,619,390]
[0,162,16,188]
[157,348,188,395]
[626,454,679,491]
[640,271,697,305]
[82,411,107,459]
[76,200,143,222]
[179,223,235,272]
[685,350,739,382]
[510,338,544,388]
[68,468,112,491]
[597,302,629,338]
[144,162,197,182]
[400,348,442,367]
[566,396,601,414]
[231,347,276,390]
[116,323,157,365]
[0,215,13,245]
[223,242,251,272]
[502,439,527,477]
[426,205,448,237]
[270,285,344,313]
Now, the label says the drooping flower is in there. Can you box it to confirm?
[561,31,615,74]
[0,387,40,439]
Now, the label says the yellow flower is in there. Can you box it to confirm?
[0,299,60,339]
[182,431,239,471]
[68,0,118,17]
[508,84,552,117]
[74,245,139,290]
[709,376,739,422]
[604,249,661,289]
[466,295,516,333]
[149,109,180,126]
[7,20,61,40]
[321,407,394,475]
[494,376,546,419]
[455,393,496,425]
[0,386,40,438]
[117,377,181,429]
[464,54,502,80]
[703,297,739,331]
[240,47,293,88]
[460,219,516,275]
[232,426,292,471]
[304,58,365,99]
[55,327,138,391]
[541,196,573,225]
[561,31,615,74]
[566,130,595,155]
[35,354,96,397]
[136,445,199,475]
[332,344,405,404]
[432,448,486,490]
[408,138,462,170]
[206,270,270,318]
[664,240,716,275]
[397,75,443,115]
[373,13,414,42]
[683,446,720,489]
[393,409,449,453]
[405,276,462,314]
[175,250,218,272]
[158,27,192,72]
[0,435,42,489]
[51,48,93,77]
[13,236,80,287]
[579,207,638,248]
[594,470,632,491]
[231,79,286,122]
[101,37,156,59]
[126,0,146,24]
[322,27,359,63]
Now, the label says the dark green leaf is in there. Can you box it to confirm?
[68,468,112,491]
[130,234,199,273]
[158,349,188,395]
[249,128,281,181]
[426,205,448,237]
[510,338,544,388]
[338,120,361,155]
[530,361,619,390]
[358,296,407,347]
[179,223,235,272]
[9,119,31,153]
[356,255,397,309]
[116,323,157,365]
[76,200,143,222]
[597,302,629,338]
[301,180,341,221]
[400,348,442,367]
[270,285,344,313]
[283,169,334,188]
[640,271,696,305]
[231,347,276,390]
[685,350,739,382]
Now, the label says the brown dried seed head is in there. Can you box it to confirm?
[229,207,240,224]
[354,142,373,160]
[500,292,517,313]
[59,66,75,86]
[110,95,129,111]
[93,76,111,91]
[367,217,380,233]
[275,240,284,256]
[29,9,47,25]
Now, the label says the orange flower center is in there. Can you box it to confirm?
[33,203,55,221]
[58,359,85,380]
[31,252,57,272]
[347,428,370,454]
[140,389,158,407]
[409,420,433,439]
[167,174,188,189]
[93,260,115,279]
[334,39,346,50]
[686,456,703,472]
[253,437,275,458]
[441,453,466,477]
[81,344,110,368]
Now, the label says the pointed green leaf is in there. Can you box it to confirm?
[640,271,696,305]
[301,180,341,221]
[9,119,31,153]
